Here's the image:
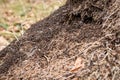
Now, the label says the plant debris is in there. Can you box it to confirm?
[0,0,120,80]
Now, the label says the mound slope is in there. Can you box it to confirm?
[0,0,120,79]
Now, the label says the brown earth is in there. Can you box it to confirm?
[0,0,120,80]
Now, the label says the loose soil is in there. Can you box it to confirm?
[0,0,120,80]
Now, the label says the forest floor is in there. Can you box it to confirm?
[0,0,119,80]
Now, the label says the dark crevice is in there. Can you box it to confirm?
[82,15,93,24]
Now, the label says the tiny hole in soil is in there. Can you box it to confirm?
[83,15,93,24]
[74,13,81,18]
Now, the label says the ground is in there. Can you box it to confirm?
[0,0,120,80]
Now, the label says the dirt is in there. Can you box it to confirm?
[0,0,120,80]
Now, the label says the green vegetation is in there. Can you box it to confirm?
[0,0,65,42]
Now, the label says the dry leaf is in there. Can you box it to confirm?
[71,57,84,72]
[0,36,9,51]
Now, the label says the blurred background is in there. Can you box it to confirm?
[0,0,66,50]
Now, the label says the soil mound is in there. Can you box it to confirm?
[0,0,120,79]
